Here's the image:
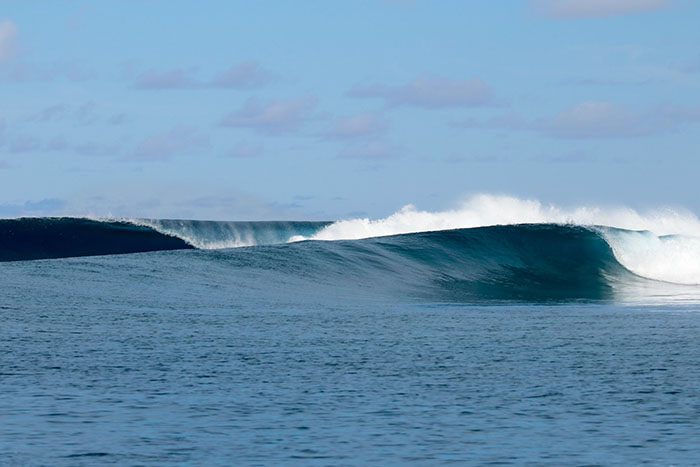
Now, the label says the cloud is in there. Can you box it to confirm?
[531,0,672,18]
[220,95,318,134]
[208,61,271,88]
[45,136,70,151]
[0,198,67,217]
[456,101,700,139]
[108,113,127,125]
[133,61,273,90]
[73,141,121,157]
[339,139,399,159]
[35,103,69,122]
[227,141,263,158]
[680,58,700,74]
[348,73,494,108]
[323,112,388,139]
[540,101,656,138]
[133,68,198,89]
[9,135,41,153]
[0,19,18,63]
[133,126,210,161]
[456,111,527,131]
[4,60,96,82]
[30,101,101,125]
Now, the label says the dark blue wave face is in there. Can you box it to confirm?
[0,218,330,261]
[0,218,194,261]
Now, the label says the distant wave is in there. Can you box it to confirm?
[0,217,194,261]
[0,217,328,261]
[2,195,700,289]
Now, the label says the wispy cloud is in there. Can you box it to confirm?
[133,67,198,89]
[0,19,18,63]
[208,61,271,89]
[73,141,121,157]
[29,101,105,125]
[339,139,400,159]
[4,60,96,82]
[227,141,263,158]
[531,0,672,18]
[220,95,318,134]
[348,73,495,108]
[133,61,273,90]
[9,135,42,153]
[541,101,655,138]
[133,126,210,161]
[455,101,700,139]
[45,136,70,151]
[108,113,127,125]
[323,112,388,139]
[0,198,67,217]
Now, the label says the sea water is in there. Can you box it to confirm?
[3,198,700,465]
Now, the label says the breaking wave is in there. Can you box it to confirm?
[2,195,700,292]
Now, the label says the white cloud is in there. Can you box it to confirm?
[324,112,388,139]
[133,127,210,161]
[339,140,399,159]
[348,73,494,108]
[227,141,263,158]
[133,61,273,90]
[134,68,198,89]
[542,101,653,138]
[0,19,18,63]
[208,61,271,89]
[220,95,318,134]
[456,101,700,139]
[532,0,672,18]
[9,135,41,153]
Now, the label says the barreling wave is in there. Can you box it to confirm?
[294,195,700,286]
[201,223,698,303]
[2,195,700,297]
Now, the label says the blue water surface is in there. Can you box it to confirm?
[2,248,700,465]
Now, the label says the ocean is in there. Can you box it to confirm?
[3,210,700,465]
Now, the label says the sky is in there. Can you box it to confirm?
[1,0,699,220]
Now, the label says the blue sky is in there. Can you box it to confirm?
[1,0,699,220]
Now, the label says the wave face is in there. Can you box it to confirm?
[0,218,329,262]
[0,218,194,261]
[257,224,629,302]
[296,195,700,286]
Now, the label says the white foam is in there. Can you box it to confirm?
[293,194,700,285]
[599,229,700,285]
[123,218,256,249]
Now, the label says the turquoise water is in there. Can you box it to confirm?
[2,221,700,464]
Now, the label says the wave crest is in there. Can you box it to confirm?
[295,194,700,285]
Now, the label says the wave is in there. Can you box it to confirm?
[0,217,194,262]
[207,223,681,303]
[0,217,328,261]
[2,195,700,291]
[295,195,700,285]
